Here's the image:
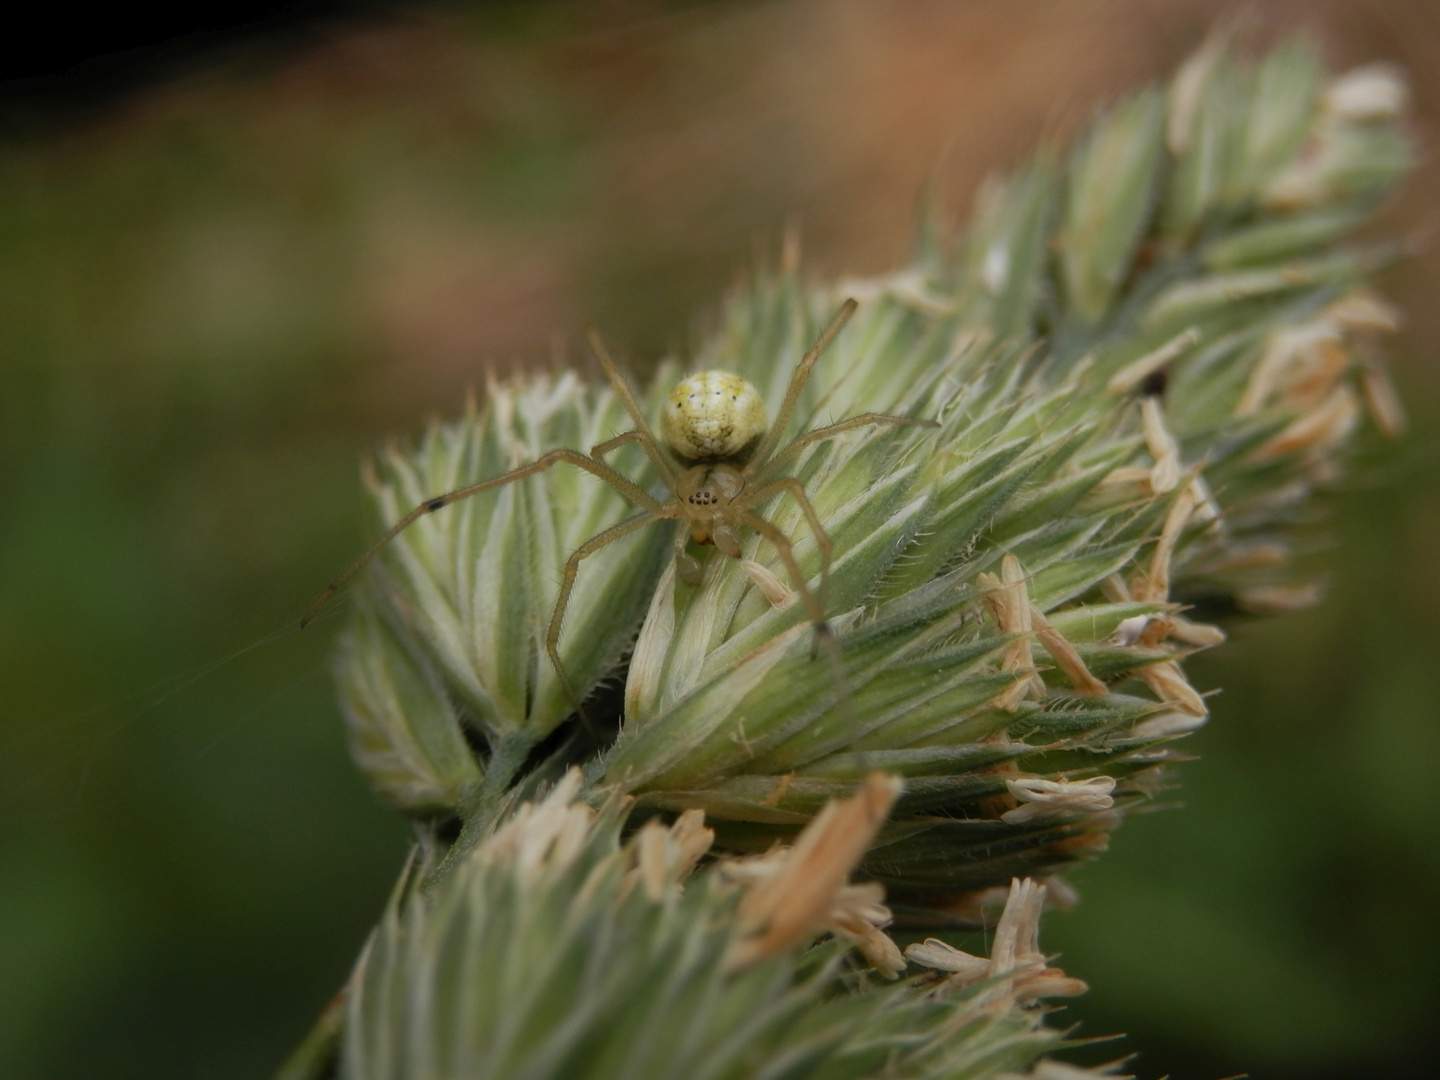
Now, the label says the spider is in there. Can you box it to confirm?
[302,298,935,711]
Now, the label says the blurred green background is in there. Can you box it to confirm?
[2,2,1437,1077]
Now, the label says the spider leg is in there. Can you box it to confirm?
[739,509,857,744]
[746,298,858,471]
[737,477,832,615]
[753,413,938,480]
[585,326,677,484]
[738,511,829,633]
[672,519,703,587]
[546,511,663,723]
[592,429,677,487]
[302,448,666,628]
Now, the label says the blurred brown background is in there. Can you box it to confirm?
[2,2,1438,1077]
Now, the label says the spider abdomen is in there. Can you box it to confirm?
[660,370,768,462]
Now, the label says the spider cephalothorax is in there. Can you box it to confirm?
[304,299,935,712]
[659,373,766,579]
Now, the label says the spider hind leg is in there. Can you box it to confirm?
[546,511,667,730]
[738,510,860,751]
[301,446,667,629]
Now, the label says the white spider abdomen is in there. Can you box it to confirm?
[660,370,768,461]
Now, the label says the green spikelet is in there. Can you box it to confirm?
[336,773,1090,1080]
[336,35,1408,887]
[307,35,1412,1080]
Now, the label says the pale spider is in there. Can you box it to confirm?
[302,298,935,710]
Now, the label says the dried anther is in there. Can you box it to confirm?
[1168,614,1225,648]
[739,559,794,608]
[1240,288,1405,448]
[1029,605,1107,697]
[1236,582,1324,614]
[1135,659,1208,717]
[1254,386,1361,461]
[480,770,597,883]
[1134,483,1200,603]
[1132,709,1209,739]
[625,808,714,902]
[1140,397,1182,494]
[1001,777,1116,824]
[1265,64,1411,209]
[978,555,1045,711]
[1104,534,1213,722]
[1323,62,1409,120]
[724,773,905,977]
[904,878,1088,1007]
[979,555,1103,706]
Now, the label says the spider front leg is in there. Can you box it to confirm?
[745,298,858,471]
[585,325,682,488]
[740,509,856,737]
[739,511,830,636]
[757,412,939,479]
[737,477,833,614]
[302,447,665,627]
[546,510,670,721]
[591,429,677,488]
